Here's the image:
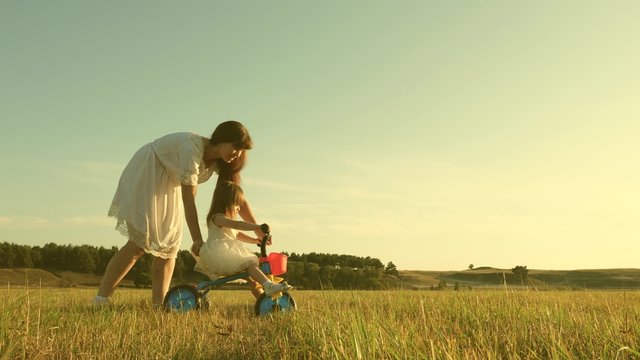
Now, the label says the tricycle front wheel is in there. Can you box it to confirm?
[255,292,296,316]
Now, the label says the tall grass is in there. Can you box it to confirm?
[1,288,639,359]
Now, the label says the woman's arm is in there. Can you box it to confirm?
[181,185,204,256]
[238,197,265,238]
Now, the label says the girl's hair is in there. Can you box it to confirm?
[210,121,253,185]
[206,181,245,223]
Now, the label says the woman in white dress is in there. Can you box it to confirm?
[194,181,293,297]
[95,121,261,306]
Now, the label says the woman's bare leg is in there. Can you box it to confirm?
[97,241,145,298]
[151,257,175,305]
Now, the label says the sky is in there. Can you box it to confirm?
[1,1,639,271]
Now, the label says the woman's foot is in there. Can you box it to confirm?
[93,295,110,307]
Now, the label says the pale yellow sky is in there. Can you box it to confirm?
[1,1,638,270]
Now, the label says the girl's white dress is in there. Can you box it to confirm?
[194,219,259,279]
[108,132,216,259]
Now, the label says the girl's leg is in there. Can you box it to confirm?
[97,241,145,298]
[151,256,176,305]
[247,266,293,296]
[244,277,264,299]
[247,266,269,284]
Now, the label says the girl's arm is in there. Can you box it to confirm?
[181,185,204,256]
[237,232,260,245]
[212,214,261,232]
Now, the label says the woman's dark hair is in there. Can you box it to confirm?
[210,121,253,185]
[207,181,245,223]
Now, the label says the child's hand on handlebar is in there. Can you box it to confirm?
[254,236,272,246]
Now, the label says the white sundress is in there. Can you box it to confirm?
[108,132,216,259]
[194,219,259,279]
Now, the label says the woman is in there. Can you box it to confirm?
[95,121,262,306]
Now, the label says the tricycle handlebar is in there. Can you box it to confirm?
[259,230,271,257]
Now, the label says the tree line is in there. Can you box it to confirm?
[0,242,399,290]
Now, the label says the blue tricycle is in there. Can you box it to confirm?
[163,231,296,316]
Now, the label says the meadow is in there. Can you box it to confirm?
[1,288,639,359]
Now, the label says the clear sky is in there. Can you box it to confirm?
[1,1,639,271]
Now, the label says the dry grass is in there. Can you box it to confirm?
[1,288,640,359]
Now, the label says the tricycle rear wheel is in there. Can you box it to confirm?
[164,285,200,312]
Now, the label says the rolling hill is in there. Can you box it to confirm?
[0,268,131,288]
[397,268,640,290]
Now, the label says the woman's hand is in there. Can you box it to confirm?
[190,239,204,257]
[182,184,205,257]
[254,223,268,238]
[254,223,272,245]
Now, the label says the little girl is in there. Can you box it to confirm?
[194,181,293,296]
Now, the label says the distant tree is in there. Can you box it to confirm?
[365,256,384,270]
[13,245,33,268]
[72,246,96,274]
[320,265,338,289]
[0,244,15,267]
[384,261,399,276]
[286,262,304,286]
[512,265,529,283]
[0,246,5,267]
[41,243,62,269]
[468,264,474,270]
[128,254,152,280]
[364,267,383,286]
[0,242,393,290]
[134,272,152,288]
[362,277,384,290]
[285,252,384,270]
[95,247,118,275]
[332,267,357,289]
[173,255,186,279]
[31,246,43,268]
[303,262,321,289]
[437,280,447,290]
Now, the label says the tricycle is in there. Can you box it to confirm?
[164,230,296,316]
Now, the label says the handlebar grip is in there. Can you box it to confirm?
[260,223,270,234]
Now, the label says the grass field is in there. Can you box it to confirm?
[1,288,640,359]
